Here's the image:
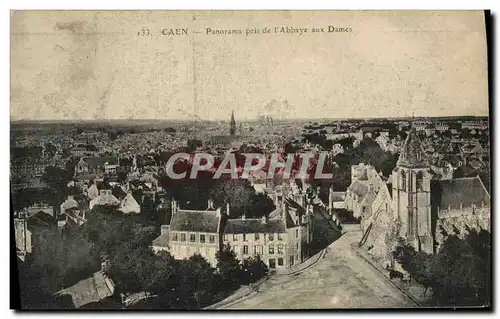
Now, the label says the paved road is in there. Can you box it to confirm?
[225,226,416,309]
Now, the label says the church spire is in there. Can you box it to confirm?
[229,110,236,136]
[397,127,429,168]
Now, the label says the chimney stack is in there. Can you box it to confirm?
[261,215,269,224]
[171,199,177,215]
[226,202,230,217]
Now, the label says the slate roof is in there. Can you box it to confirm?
[432,176,490,210]
[396,128,430,168]
[169,210,220,233]
[89,191,120,209]
[224,218,287,234]
[151,232,170,248]
[54,271,114,309]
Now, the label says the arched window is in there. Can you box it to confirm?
[416,171,424,191]
[401,171,407,191]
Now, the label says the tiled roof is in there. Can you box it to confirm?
[396,128,430,168]
[170,210,220,233]
[224,218,286,234]
[432,176,490,210]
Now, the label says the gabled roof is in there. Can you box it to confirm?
[60,196,79,215]
[432,176,490,210]
[170,210,220,233]
[54,271,114,308]
[224,218,286,234]
[396,128,430,168]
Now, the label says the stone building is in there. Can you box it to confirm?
[222,194,313,270]
[151,200,223,267]
[348,128,490,262]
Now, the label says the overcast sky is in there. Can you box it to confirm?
[10,11,489,121]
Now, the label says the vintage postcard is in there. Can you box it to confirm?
[10,10,491,310]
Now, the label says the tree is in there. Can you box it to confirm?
[392,229,491,307]
[216,244,242,290]
[242,255,269,284]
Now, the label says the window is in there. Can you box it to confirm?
[401,171,407,191]
[209,235,215,243]
[255,233,260,240]
[243,245,249,254]
[172,233,178,241]
[269,244,275,254]
[200,234,206,243]
[243,234,247,241]
[233,234,238,241]
[278,233,283,241]
[289,256,294,266]
[278,244,284,254]
[296,242,299,250]
[223,234,228,241]
[180,233,186,242]
[278,258,284,266]
[269,234,274,241]
[189,234,196,242]
[416,171,423,191]
[255,245,263,255]
[295,229,299,238]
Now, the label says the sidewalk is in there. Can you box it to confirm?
[354,245,429,307]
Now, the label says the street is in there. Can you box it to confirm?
[224,225,417,309]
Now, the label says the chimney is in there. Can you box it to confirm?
[261,215,268,224]
[207,199,214,210]
[67,195,74,202]
[171,199,177,215]
[241,214,246,221]
[226,202,230,216]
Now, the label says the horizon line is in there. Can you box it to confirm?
[10,114,490,124]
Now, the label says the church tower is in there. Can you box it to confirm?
[229,110,236,136]
[392,128,433,254]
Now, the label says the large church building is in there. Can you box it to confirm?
[345,128,490,262]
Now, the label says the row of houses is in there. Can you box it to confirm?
[151,183,319,271]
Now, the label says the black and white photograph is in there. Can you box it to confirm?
[10,10,492,310]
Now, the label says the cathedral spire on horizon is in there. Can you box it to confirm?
[229,110,236,136]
